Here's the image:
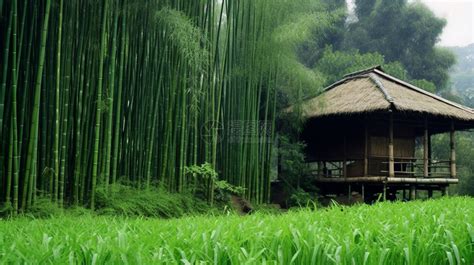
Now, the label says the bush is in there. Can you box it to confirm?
[94,183,211,218]
[184,163,245,203]
[288,189,318,208]
[25,198,64,218]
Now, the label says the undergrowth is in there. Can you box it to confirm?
[0,183,216,219]
[94,183,212,218]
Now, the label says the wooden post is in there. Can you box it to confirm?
[364,122,368,176]
[441,186,448,196]
[410,185,416,200]
[428,131,432,176]
[383,183,387,201]
[348,184,351,202]
[361,184,365,202]
[402,188,406,200]
[388,113,394,178]
[343,134,347,178]
[450,121,456,178]
[323,161,327,177]
[428,189,433,198]
[423,118,429,178]
[317,161,322,178]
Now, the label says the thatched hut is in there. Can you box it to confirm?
[297,66,474,201]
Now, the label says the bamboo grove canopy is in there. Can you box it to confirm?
[298,66,474,126]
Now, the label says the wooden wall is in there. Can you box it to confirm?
[302,116,416,177]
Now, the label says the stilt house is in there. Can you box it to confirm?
[298,66,474,201]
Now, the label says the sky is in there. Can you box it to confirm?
[419,0,474,47]
[347,0,474,47]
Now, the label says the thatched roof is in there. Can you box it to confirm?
[298,66,474,121]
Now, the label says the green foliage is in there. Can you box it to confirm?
[0,197,472,263]
[314,47,408,86]
[184,163,245,202]
[315,47,382,85]
[297,6,347,68]
[346,0,456,90]
[23,198,64,218]
[278,135,309,188]
[277,135,318,204]
[94,183,210,218]
[155,7,208,68]
[432,133,474,196]
[270,0,333,108]
[448,44,474,107]
[288,188,318,208]
[0,197,92,219]
[411,79,437,93]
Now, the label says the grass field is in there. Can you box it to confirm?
[0,197,472,264]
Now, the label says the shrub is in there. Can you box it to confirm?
[184,163,245,203]
[94,183,210,218]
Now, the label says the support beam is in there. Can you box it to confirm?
[383,183,387,201]
[323,162,327,177]
[348,184,351,202]
[388,113,394,178]
[410,186,416,200]
[423,118,429,178]
[361,184,365,202]
[441,186,448,196]
[428,189,433,199]
[402,188,406,200]
[317,161,322,178]
[450,121,456,178]
[364,122,368,177]
[428,131,432,176]
[343,134,347,178]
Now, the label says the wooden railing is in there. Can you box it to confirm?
[308,156,452,178]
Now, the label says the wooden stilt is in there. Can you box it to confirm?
[388,113,394,178]
[364,122,368,176]
[317,161,322,178]
[423,118,429,178]
[323,162,327,177]
[383,183,387,201]
[410,186,416,200]
[361,184,365,202]
[450,121,456,178]
[402,188,406,200]
[428,189,433,198]
[343,135,347,179]
[441,186,446,196]
[348,184,351,202]
[428,131,432,176]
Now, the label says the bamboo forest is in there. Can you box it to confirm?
[1,0,474,264]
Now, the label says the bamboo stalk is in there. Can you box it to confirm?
[22,0,51,211]
[91,0,109,210]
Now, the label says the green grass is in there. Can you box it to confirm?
[0,197,472,264]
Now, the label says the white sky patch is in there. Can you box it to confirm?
[418,0,474,47]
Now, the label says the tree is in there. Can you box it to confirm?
[345,0,456,90]
[314,47,408,86]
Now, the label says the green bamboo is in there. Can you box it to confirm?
[53,0,63,203]
[0,0,295,209]
[104,2,118,191]
[91,0,109,210]
[10,0,19,212]
[0,4,13,157]
[22,0,52,210]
